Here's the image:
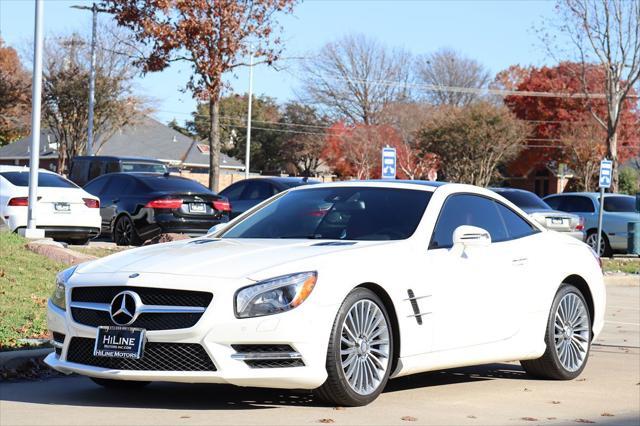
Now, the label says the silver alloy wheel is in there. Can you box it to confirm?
[554,293,590,372]
[340,299,390,395]
[585,233,605,256]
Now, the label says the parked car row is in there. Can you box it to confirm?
[1,159,319,246]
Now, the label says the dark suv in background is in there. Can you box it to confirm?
[69,156,168,186]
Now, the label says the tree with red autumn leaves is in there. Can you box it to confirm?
[0,38,31,145]
[101,0,297,190]
[501,62,640,186]
[323,122,437,181]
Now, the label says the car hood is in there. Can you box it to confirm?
[75,238,392,279]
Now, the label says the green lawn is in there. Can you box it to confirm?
[0,232,66,349]
[602,258,640,275]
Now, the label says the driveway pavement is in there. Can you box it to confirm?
[1,285,638,426]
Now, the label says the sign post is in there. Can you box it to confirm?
[596,159,612,256]
[381,147,396,180]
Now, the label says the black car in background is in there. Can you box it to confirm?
[83,173,230,245]
[219,177,319,218]
[69,156,168,186]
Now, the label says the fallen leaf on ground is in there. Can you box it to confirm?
[551,401,561,404]
[601,413,615,417]
[401,416,418,422]
[521,417,538,421]
[333,407,345,411]
[467,415,477,419]
[575,419,595,424]
[317,419,335,424]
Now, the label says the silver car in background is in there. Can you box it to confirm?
[544,192,639,257]
[491,188,585,241]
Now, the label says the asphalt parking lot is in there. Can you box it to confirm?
[1,283,638,426]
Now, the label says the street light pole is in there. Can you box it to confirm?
[71,3,108,156]
[24,0,45,239]
[87,3,98,156]
[245,44,254,179]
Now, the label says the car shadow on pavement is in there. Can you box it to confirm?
[0,363,529,410]
[385,362,528,393]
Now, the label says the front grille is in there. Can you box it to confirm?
[71,308,203,331]
[70,286,212,331]
[72,286,212,307]
[245,359,305,368]
[66,337,216,371]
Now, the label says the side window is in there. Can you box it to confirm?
[241,181,276,200]
[105,161,120,174]
[561,196,595,213]
[69,160,88,183]
[430,194,508,249]
[219,181,246,201]
[495,202,537,240]
[88,160,105,182]
[102,175,136,197]
[84,176,108,197]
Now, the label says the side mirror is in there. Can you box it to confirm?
[207,223,228,236]
[452,225,491,247]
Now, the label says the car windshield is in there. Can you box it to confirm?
[121,162,167,173]
[0,171,77,188]
[604,196,636,213]
[496,190,550,210]
[221,186,432,240]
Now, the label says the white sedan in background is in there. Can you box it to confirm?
[0,165,101,244]
[45,181,604,406]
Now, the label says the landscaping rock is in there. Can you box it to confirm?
[25,241,97,265]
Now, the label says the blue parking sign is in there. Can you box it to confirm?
[381,147,396,179]
[599,160,613,189]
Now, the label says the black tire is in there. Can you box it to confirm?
[90,377,150,389]
[586,230,612,257]
[113,215,141,246]
[314,288,393,407]
[520,284,592,380]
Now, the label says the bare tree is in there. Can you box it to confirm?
[415,47,490,107]
[41,28,148,172]
[300,34,412,125]
[551,0,640,191]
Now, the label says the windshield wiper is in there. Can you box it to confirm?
[278,234,323,239]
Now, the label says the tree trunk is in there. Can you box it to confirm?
[208,97,221,191]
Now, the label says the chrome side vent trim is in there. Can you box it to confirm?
[406,289,431,325]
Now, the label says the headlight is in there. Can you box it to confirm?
[51,265,77,310]
[235,271,317,318]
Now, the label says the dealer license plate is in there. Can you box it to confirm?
[94,326,146,359]
[54,202,70,212]
[189,202,206,213]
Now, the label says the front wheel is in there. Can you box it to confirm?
[315,288,393,406]
[520,284,592,380]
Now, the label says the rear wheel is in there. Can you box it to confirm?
[520,284,592,380]
[90,377,150,389]
[113,215,141,246]
[315,288,393,406]
[585,230,612,257]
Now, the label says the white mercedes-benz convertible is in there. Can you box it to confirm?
[46,181,605,406]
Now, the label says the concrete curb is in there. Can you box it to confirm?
[0,348,53,369]
[25,241,97,265]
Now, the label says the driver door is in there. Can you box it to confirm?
[425,194,521,352]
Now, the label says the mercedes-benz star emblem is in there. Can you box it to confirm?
[110,291,139,326]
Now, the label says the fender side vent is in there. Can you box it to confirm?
[407,289,422,325]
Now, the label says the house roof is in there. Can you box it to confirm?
[0,116,244,170]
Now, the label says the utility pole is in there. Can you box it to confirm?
[245,44,254,179]
[23,0,45,239]
[71,3,107,156]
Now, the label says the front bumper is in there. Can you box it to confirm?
[45,286,336,389]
